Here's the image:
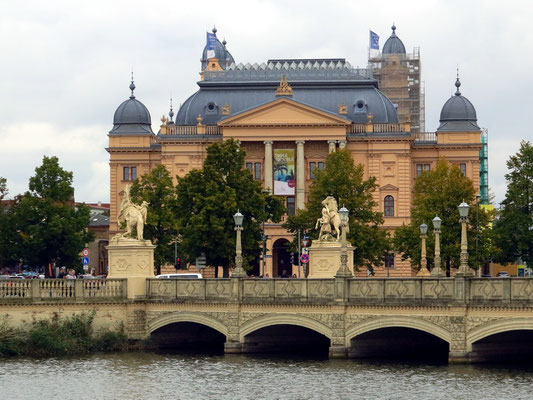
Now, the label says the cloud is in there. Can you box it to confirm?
[1,0,531,205]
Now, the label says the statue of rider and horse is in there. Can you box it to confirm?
[315,196,347,242]
[116,185,149,241]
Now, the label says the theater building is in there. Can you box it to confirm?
[107,27,484,277]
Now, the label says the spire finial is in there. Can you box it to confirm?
[212,25,217,34]
[169,96,174,122]
[222,37,227,46]
[129,70,136,99]
[392,23,396,32]
[455,67,461,96]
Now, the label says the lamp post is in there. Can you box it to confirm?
[431,216,443,277]
[233,211,246,277]
[335,206,353,277]
[417,222,431,277]
[457,201,473,277]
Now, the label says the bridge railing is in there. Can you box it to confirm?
[146,277,533,304]
[0,279,127,301]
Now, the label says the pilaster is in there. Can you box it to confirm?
[296,140,305,209]
[264,141,273,193]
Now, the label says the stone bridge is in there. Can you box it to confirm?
[3,277,533,362]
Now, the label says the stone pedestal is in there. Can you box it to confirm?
[307,240,354,278]
[107,238,156,299]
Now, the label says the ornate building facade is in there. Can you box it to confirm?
[107,27,483,277]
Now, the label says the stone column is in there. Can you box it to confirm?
[264,141,273,193]
[296,140,305,209]
[328,140,336,154]
[338,140,346,149]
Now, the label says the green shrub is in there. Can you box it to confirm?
[0,315,26,357]
[0,312,129,357]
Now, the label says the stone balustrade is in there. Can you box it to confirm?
[0,279,127,302]
[145,277,533,305]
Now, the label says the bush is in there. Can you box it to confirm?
[0,312,129,357]
[0,315,26,357]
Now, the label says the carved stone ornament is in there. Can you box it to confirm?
[338,104,348,114]
[275,75,293,96]
[221,104,231,115]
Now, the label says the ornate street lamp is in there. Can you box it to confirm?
[457,201,473,277]
[417,223,430,277]
[335,206,353,277]
[431,216,443,277]
[232,211,246,277]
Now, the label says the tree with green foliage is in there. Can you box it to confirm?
[7,157,93,274]
[0,177,12,268]
[394,159,495,274]
[130,165,179,275]
[494,141,533,266]
[283,149,391,272]
[175,139,285,277]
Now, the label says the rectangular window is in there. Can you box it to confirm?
[310,162,317,179]
[123,167,130,181]
[318,162,325,170]
[416,164,430,177]
[246,162,253,173]
[254,162,261,180]
[287,197,295,215]
[385,254,395,269]
[460,163,466,175]
[131,166,137,181]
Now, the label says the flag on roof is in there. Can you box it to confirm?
[206,32,216,58]
[369,30,379,50]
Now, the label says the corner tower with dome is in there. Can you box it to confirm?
[107,27,485,278]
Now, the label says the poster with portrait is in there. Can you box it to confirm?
[273,149,295,195]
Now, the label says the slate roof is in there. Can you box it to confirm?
[175,59,398,127]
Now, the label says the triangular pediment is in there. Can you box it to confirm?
[219,98,351,126]
[380,184,399,191]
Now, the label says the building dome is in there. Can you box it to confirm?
[109,80,153,135]
[201,27,235,70]
[382,25,406,55]
[437,77,480,132]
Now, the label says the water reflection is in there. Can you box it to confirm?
[1,352,533,400]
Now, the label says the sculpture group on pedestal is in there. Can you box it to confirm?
[315,196,345,242]
[308,196,354,278]
[114,184,149,242]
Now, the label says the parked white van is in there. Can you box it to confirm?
[156,273,203,279]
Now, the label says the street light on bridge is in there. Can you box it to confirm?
[232,211,246,277]
[335,205,353,278]
[457,201,473,277]
[417,223,430,277]
[431,216,444,277]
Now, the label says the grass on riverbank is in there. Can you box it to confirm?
[0,313,129,357]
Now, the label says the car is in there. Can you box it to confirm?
[156,273,203,279]
[497,271,511,278]
[481,273,492,278]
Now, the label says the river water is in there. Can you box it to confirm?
[1,352,532,400]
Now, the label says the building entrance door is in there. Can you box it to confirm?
[273,238,291,277]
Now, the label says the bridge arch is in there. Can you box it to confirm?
[239,314,333,342]
[345,316,452,347]
[147,311,228,338]
[467,318,533,350]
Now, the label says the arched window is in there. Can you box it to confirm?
[384,195,394,217]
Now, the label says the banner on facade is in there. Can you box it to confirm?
[206,32,216,58]
[273,149,295,195]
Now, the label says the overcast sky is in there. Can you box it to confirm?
[1,0,531,205]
